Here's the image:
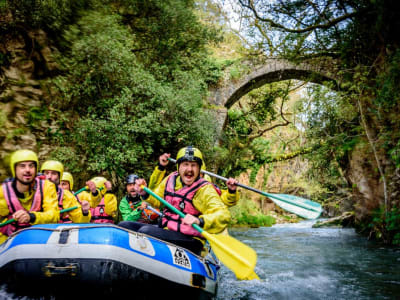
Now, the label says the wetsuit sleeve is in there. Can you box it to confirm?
[119,197,142,221]
[148,165,166,190]
[193,184,231,234]
[221,189,239,207]
[31,180,60,225]
[104,192,117,218]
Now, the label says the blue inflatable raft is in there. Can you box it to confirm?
[0,223,219,299]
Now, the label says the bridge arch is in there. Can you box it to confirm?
[207,58,339,128]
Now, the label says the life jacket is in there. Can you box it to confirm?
[90,197,114,223]
[0,178,44,237]
[162,172,210,238]
[127,196,159,224]
[57,187,74,224]
[212,183,222,196]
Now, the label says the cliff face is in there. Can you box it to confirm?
[0,29,56,180]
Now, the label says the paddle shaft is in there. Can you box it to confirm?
[145,204,162,216]
[168,157,320,213]
[0,206,79,228]
[74,186,104,196]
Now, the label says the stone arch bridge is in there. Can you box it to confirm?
[207,58,340,129]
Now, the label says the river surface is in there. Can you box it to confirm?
[1,220,399,299]
[216,220,400,299]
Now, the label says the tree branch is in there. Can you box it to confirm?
[239,0,358,34]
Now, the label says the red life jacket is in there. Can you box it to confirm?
[90,197,114,223]
[161,172,210,238]
[0,178,44,237]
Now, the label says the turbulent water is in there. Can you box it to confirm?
[216,220,400,300]
[1,220,399,300]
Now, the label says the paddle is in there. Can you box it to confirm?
[144,204,162,216]
[141,185,259,280]
[74,186,104,196]
[0,206,79,228]
[168,158,322,220]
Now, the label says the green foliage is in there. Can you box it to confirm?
[46,1,219,181]
[368,206,400,245]
[26,106,50,129]
[229,198,276,227]
[3,0,94,42]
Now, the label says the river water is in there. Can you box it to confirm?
[216,220,400,300]
[1,220,399,299]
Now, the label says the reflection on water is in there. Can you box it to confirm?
[216,220,400,300]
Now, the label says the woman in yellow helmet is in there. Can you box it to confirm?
[0,150,59,244]
[60,171,74,192]
[41,160,91,223]
[80,176,117,223]
[119,146,231,255]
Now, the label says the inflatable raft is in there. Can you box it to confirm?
[0,223,219,299]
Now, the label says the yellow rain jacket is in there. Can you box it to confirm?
[148,165,167,190]
[146,174,231,234]
[0,179,59,244]
[78,190,102,208]
[60,189,91,223]
[221,189,240,207]
[102,192,118,218]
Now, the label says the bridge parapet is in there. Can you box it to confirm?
[208,58,339,108]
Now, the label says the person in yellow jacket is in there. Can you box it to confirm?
[85,177,117,223]
[151,152,240,207]
[0,150,59,244]
[119,146,231,255]
[60,171,74,192]
[41,161,91,223]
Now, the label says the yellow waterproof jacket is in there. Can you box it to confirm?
[61,189,91,223]
[103,192,117,218]
[146,174,231,234]
[221,189,240,207]
[148,165,166,190]
[0,180,59,244]
[78,190,102,208]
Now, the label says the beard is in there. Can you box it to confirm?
[16,173,35,186]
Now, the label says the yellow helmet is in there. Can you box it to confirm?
[41,160,64,179]
[61,171,74,190]
[9,149,39,177]
[90,176,108,195]
[176,146,203,169]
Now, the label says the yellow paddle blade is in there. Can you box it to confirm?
[202,231,259,280]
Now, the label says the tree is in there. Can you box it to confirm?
[233,0,400,242]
